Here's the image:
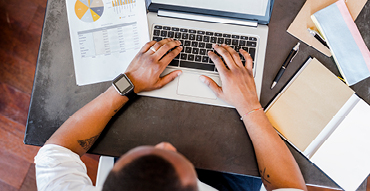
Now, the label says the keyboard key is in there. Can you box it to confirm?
[200,49,206,55]
[169,59,179,66]
[235,46,241,51]
[192,41,198,47]
[195,55,202,62]
[192,48,199,54]
[185,47,192,53]
[209,58,213,64]
[247,41,257,47]
[210,37,217,43]
[215,33,222,37]
[153,37,162,41]
[202,56,209,63]
[206,43,213,49]
[203,36,210,42]
[175,32,181,39]
[206,32,214,35]
[163,26,171,30]
[223,34,231,38]
[196,35,203,41]
[154,25,162,29]
[180,61,215,71]
[225,39,231,45]
[217,38,224,44]
[161,31,167,37]
[232,35,240,39]
[188,55,195,61]
[239,40,246,46]
[180,28,188,32]
[199,43,205,48]
[242,47,248,52]
[168,31,174,38]
[153,30,160,36]
[189,29,196,33]
[189,34,196,40]
[241,36,248,40]
[185,41,191,46]
[172,27,180,31]
[232,39,239,46]
[249,48,256,60]
[249,37,257,41]
[197,31,205,34]
[182,33,189,39]
[180,53,187,60]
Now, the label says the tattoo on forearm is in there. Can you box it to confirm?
[77,134,100,150]
[260,168,271,184]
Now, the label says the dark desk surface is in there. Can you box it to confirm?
[25,0,370,189]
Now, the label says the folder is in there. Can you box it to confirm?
[265,57,370,191]
[287,0,366,57]
[311,0,370,86]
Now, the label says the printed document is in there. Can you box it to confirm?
[66,0,149,86]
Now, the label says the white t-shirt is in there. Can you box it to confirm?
[34,144,304,191]
[34,144,216,191]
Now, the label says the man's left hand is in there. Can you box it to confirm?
[125,38,183,93]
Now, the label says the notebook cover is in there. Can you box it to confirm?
[265,58,353,152]
[311,0,370,86]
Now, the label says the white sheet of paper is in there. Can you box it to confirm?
[311,98,370,191]
[154,0,269,17]
[66,0,150,86]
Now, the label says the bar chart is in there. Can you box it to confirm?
[111,0,136,14]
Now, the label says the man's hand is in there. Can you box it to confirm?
[125,38,183,93]
[200,44,261,114]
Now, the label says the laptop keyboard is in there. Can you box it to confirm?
[152,25,258,74]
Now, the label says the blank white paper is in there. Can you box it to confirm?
[311,98,370,191]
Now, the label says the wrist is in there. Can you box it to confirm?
[236,102,262,116]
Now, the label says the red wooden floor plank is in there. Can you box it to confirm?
[0,149,30,189]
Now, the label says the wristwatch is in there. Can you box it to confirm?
[112,73,137,100]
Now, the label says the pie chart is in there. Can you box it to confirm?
[75,0,104,22]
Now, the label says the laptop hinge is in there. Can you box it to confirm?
[158,10,258,28]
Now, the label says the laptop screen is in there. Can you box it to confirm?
[154,0,269,17]
[147,0,275,24]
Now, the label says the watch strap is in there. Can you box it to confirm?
[125,89,137,100]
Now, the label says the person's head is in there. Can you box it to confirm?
[102,142,198,191]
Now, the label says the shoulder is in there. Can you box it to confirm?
[34,144,100,191]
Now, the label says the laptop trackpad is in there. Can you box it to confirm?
[177,73,220,99]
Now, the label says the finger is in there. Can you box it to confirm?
[240,49,253,72]
[149,38,173,54]
[221,44,244,67]
[159,46,182,64]
[208,51,227,74]
[155,70,182,89]
[213,44,237,70]
[140,41,157,54]
[199,75,223,98]
[155,40,181,59]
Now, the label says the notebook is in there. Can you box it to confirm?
[311,0,370,86]
[265,57,370,191]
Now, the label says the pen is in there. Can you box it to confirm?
[270,42,300,89]
[307,28,329,48]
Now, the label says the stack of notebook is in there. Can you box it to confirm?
[266,57,370,191]
[311,0,370,86]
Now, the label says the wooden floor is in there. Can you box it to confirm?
[0,0,368,190]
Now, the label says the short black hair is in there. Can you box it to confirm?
[102,154,198,191]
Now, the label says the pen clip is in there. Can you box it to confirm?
[290,48,299,62]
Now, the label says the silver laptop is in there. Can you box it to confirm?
[140,0,274,108]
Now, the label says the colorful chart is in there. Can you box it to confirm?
[75,0,104,22]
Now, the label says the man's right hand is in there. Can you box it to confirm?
[200,44,262,114]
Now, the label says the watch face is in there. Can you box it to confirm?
[113,74,133,95]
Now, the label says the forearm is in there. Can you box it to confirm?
[239,108,307,191]
[46,86,128,156]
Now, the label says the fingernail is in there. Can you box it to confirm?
[169,38,173,41]
[222,44,226,46]
[212,44,217,48]
[177,40,181,45]
[179,46,183,49]
[199,76,206,83]
[178,71,182,76]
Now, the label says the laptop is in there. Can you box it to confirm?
[140,0,274,107]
